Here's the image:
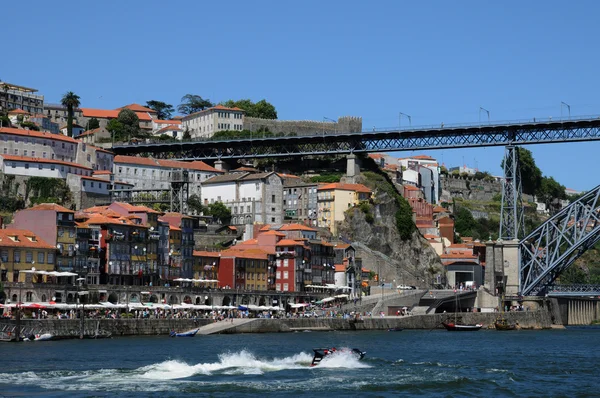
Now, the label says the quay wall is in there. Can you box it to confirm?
[4,310,552,337]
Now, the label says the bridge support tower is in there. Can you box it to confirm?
[484,239,520,296]
[170,169,190,213]
[499,145,525,241]
[346,153,361,183]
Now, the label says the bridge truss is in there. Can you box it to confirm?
[520,185,600,296]
[546,284,600,296]
[113,117,600,160]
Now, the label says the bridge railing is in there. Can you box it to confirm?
[365,114,600,133]
[546,284,600,296]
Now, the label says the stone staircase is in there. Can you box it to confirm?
[197,318,258,335]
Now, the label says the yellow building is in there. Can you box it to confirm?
[192,250,220,288]
[317,183,372,234]
[0,229,55,283]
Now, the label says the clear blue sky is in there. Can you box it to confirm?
[2,1,597,191]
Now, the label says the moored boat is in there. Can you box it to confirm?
[169,328,199,337]
[494,318,517,331]
[442,321,483,331]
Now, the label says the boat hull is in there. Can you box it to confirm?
[442,322,482,331]
[170,329,199,337]
[494,322,516,331]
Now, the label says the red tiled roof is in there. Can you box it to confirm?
[277,173,301,179]
[438,217,454,225]
[276,239,303,246]
[81,176,112,183]
[117,104,157,113]
[261,230,286,237]
[8,108,30,115]
[221,247,269,260]
[318,183,372,193]
[278,223,317,232]
[0,155,92,170]
[193,250,221,258]
[404,185,420,191]
[80,108,119,119]
[0,127,78,143]
[78,127,103,138]
[112,202,160,214]
[154,119,182,125]
[89,145,113,154]
[114,155,221,173]
[93,170,112,175]
[335,243,350,249]
[0,229,54,249]
[27,203,74,213]
[433,206,446,213]
[156,125,181,134]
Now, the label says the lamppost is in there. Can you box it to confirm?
[561,101,571,120]
[398,112,412,130]
[479,107,490,125]
[323,117,336,137]
[76,277,85,339]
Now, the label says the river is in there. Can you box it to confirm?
[1,328,599,397]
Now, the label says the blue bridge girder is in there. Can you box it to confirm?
[113,116,600,160]
[520,185,600,296]
[546,284,600,297]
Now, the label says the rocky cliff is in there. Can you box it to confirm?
[337,171,443,287]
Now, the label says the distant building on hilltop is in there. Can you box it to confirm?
[0,81,44,115]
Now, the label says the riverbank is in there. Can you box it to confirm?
[1,310,552,339]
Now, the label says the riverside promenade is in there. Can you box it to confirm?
[0,310,552,339]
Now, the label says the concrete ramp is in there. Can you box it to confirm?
[198,318,258,335]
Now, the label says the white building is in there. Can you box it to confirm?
[201,171,284,225]
[0,155,93,178]
[113,155,222,197]
[398,155,441,204]
[182,105,245,139]
[151,119,182,134]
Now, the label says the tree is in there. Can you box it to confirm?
[61,91,81,138]
[206,202,231,224]
[117,108,140,141]
[454,207,477,238]
[537,176,566,214]
[106,119,124,142]
[87,117,100,130]
[220,98,278,119]
[187,194,204,214]
[183,128,191,140]
[145,100,174,120]
[501,147,542,195]
[177,94,213,115]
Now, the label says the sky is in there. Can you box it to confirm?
[2,1,598,191]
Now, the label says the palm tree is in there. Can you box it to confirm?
[61,91,80,138]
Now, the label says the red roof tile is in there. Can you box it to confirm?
[0,229,55,249]
[276,239,304,246]
[117,104,157,113]
[278,223,317,232]
[27,203,74,213]
[0,127,78,144]
[318,183,372,193]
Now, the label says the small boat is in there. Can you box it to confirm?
[387,327,403,332]
[442,321,483,331]
[310,347,365,367]
[494,318,517,331]
[34,333,53,341]
[169,328,199,337]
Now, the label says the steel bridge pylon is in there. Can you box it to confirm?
[520,185,600,296]
[499,145,525,241]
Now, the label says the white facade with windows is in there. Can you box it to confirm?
[0,155,92,178]
[181,105,245,139]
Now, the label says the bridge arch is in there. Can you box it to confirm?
[520,186,600,296]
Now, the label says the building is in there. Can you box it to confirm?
[398,155,441,204]
[317,183,372,234]
[160,213,194,279]
[0,229,55,283]
[192,250,220,289]
[0,155,93,178]
[113,155,222,196]
[78,104,157,132]
[0,82,44,114]
[182,105,245,139]
[76,127,111,145]
[201,171,284,225]
[282,178,318,226]
[219,248,269,291]
[43,103,83,128]
[10,204,76,273]
[59,123,85,138]
[152,119,182,133]
[29,113,59,134]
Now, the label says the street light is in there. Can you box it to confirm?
[398,112,412,130]
[561,101,571,120]
[323,117,336,137]
[479,107,490,125]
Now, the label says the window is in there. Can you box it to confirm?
[14,250,20,262]
[1,250,7,262]
[283,283,289,291]
[31,151,35,157]
[62,143,65,148]
[25,164,29,169]
[51,165,55,171]
[283,259,288,267]
[283,271,289,279]
[14,149,18,155]
[38,164,42,170]
[2,148,5,154]
[26,251,33,263]
[276,271,281,279]
[38,252,44,264]
[272,194,275,203]
[43,152,46,158]
[24,150,27,156]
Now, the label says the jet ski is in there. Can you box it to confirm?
[310,347,366,367]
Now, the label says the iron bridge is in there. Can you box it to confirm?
[520,185,600,296]
[112,116,600,160]
[546,284,600,297]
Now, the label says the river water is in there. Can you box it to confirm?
[1,328,599,397]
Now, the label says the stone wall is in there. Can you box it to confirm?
[440,175,502,202]
[244,116,362,136]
